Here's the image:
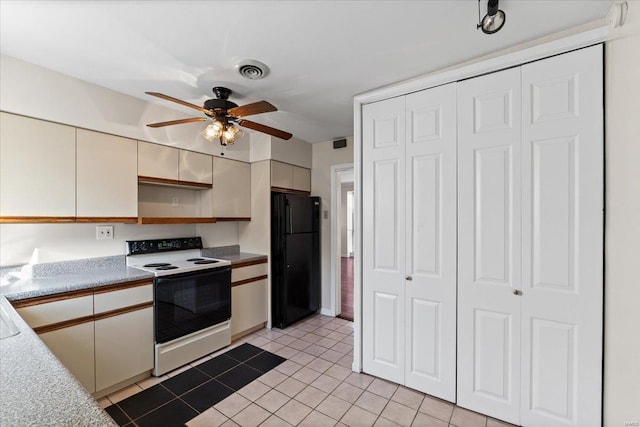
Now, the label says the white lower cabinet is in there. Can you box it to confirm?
[95,307,154,391]
[39,322,96,393]
[362,45,603,426]
[230,262,268,337]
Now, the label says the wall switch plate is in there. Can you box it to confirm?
[172,197,179,206]
[96,225,114,240]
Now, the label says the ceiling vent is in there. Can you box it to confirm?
[236,59,270,80]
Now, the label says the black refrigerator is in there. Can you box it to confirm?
[271,192,320,329]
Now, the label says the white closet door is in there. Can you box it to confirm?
[520,45,603,427]
[404,83,457,401]
[363,96,406,384]
[457,68,522,424]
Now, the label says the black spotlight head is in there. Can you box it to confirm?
[481,0,506,34]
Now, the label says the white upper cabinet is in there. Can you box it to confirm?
[76,129,137,218]
[270,160,292,188]
[270,160,311,192]
[0,112,76,217]
[292,165,311,192]
[137,141,179,180]
[212,157,251,218]
[179,150,212,184]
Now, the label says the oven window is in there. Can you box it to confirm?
[154,267,231,344]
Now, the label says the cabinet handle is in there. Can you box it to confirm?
[513,289,522,296]
[405,276,413,281]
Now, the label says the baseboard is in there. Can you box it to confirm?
[320,308,334,316]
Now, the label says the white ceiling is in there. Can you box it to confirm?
[0,1,611,143]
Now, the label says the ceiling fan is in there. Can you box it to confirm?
[146,87,292,145]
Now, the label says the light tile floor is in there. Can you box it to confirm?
[99,314,517,427]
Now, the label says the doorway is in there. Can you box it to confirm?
[330,163,354,321]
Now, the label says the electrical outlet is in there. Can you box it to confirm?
[96,225,114,240]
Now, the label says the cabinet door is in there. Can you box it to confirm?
[95,307,154,392]
[362,96,406,384]
[270,161,292,189]
[212,157,251,217]
[457,67,522,424]
[138,141,179,180]
[520,46,603,427]
[404,83,457,402]
[0,112,76,217]
[39,322,95,393]
[292,166,311,192]
[77,129,137,218]
[179,150,212,184]
[231,279,268,337]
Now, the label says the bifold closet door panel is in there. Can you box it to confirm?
[520,45,603,427]
[457,67,522,424]
[404,83,457,402]
[362,96,407,384]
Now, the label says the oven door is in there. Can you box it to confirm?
[154,266,231,344]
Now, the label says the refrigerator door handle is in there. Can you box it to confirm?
[288,205,293,234]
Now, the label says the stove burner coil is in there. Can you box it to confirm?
[144,263,171,267]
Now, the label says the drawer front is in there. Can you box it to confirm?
[232,263,268,283]
[94,284,153,314]
[17,295,93,328]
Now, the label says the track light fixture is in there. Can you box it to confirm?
[477,0,506,34]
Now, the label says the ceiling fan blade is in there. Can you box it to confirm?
[228,101,277,118]
[146,117,207,128]
[146,92,211,115]
[238,119,292,140]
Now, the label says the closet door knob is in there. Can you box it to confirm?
[513,289,522,296]
[405,276,413,281]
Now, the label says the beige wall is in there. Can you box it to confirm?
[311,137,354,312]
[604,2,640,425]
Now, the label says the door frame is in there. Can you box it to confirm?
[352,26,608,374]
[330,163,354,318]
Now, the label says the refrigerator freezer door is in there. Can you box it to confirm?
[285,194,320,234]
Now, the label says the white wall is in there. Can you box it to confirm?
[0,222,239,267]
[311,137,354,311]
[604,2,640,425]
[0,55,250,162]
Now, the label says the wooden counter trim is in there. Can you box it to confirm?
[94,301,153,321]
[270,186,311,196]
[0,216,76,224]
[138,217,217,224]
[138,176,213,189]
[75,217,138,224]
[232,274,268,287]
[232,258,268,269]
[34,315,95,334]
[216,217,251,222]
[94,278,153,294]
[11,289,95,308]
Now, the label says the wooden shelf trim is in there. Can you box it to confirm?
[270,186,311,196]
[138,176,212,189]
[94,301,153,321]
[138,217,217,224]
[216,217,251,222]
[0,216,76,224]
[75,217,138,223]
[232,258,268,269]
[232,274,268,287]
[1,216,137,224]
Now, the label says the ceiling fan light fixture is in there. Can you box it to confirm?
[478,0,506,34]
